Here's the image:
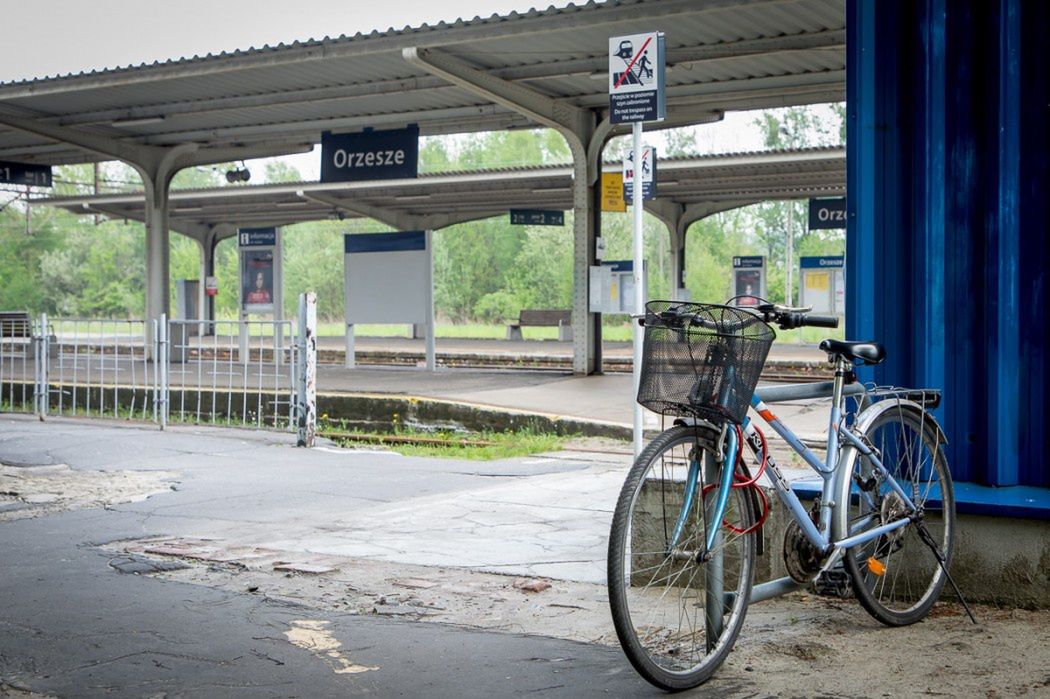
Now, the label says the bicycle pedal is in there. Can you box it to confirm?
[813,567,853,598]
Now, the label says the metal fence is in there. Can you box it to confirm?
[0,314,42,415]
[2,294,317,445]
[166,318,296,429]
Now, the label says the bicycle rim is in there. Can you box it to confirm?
[841,406,954,625]
[608,426,755,690]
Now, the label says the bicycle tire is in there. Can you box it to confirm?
[608,425,756,691]
[836,403,955,626]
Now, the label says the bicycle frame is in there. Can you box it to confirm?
[676,357,922,566]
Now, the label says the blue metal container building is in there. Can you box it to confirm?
[847,0,1049,517]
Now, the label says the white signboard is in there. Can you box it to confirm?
[608,32,666,124]
[343,231,435,370]
[589,260,647,315]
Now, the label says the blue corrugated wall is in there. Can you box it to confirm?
[846,0,1049,490]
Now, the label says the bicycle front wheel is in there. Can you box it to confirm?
[608,425,756,691]
[837,403,955,626]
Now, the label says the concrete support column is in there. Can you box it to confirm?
[669,226,687,301]
[143,176,172,325]
[568,133,601,375]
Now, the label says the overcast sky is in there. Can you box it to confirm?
[1,0,576,83]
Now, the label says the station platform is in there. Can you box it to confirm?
[312,335,830,378]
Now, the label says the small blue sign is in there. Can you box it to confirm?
[0,160,52,187]
[321,126,419,183]
[238,227,277,247]
[344,231,426,254]
[800,255,845,269]
[733,256,764,269]
[603,260,633,272]
[509,209,564,226]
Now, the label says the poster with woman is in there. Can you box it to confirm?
[241,249,275,312]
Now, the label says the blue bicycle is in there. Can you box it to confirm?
[608,300,969,691]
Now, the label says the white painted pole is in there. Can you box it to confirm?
[632,122,645,458]
[424,229,437,371]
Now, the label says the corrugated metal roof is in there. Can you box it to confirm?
[0,0,844,167]
[33,146,844,236]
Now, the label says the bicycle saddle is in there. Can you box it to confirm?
[818,339,886,365]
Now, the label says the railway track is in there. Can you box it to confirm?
[314,350,831,383]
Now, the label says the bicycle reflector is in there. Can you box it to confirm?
[867,557,887,576]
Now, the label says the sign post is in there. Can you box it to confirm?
[610,31,664,457]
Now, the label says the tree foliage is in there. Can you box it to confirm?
[0,106,846,322]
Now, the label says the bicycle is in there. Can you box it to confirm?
[607,300,973,691]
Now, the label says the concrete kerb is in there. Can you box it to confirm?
[315,390,632,440]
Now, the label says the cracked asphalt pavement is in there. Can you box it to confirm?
[0,414,1047,698]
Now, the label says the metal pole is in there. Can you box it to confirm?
[632,122,645,458]
[159,313,168,430]
[296,293,317,447]
[424,229,436,371]
[785,201,794,305]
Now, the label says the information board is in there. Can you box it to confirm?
[238,227,280,315]
[589,260,647,315]
[731,256,766,307]
[344,231,434,370]
[601,172,626,212]
[799,255,845,314]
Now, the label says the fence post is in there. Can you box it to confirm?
[296,293,317,447]
[34,313,48,420]
[157,314,169,430]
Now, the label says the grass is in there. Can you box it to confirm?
[318,416,564,460]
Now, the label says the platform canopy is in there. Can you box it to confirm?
[0,0,845,374]
[34,147,844,238]
[0,0,844,165]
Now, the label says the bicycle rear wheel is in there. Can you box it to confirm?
[608,425,756,691]
[837,403,955,626]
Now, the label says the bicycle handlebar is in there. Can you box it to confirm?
[641,302,840,332]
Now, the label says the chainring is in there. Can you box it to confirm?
[782,519,825,583]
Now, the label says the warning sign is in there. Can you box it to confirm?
[608,32,665,124]
[623,146,657,203]
[601,172,626,212]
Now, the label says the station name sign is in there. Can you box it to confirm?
[808,198,847,229]
[800,255,845,269]
[238,227,277,247]
[321,126,419,183]
[509,209,564,226]
[0,160,52,187]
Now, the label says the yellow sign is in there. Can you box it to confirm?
[601,172,626,212]
[805,271,830,292]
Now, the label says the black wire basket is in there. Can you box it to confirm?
[637,301,775,424]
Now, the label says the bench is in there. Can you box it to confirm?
[0,311,34,357]
[506,309,573,342]
[0,311,32,340]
